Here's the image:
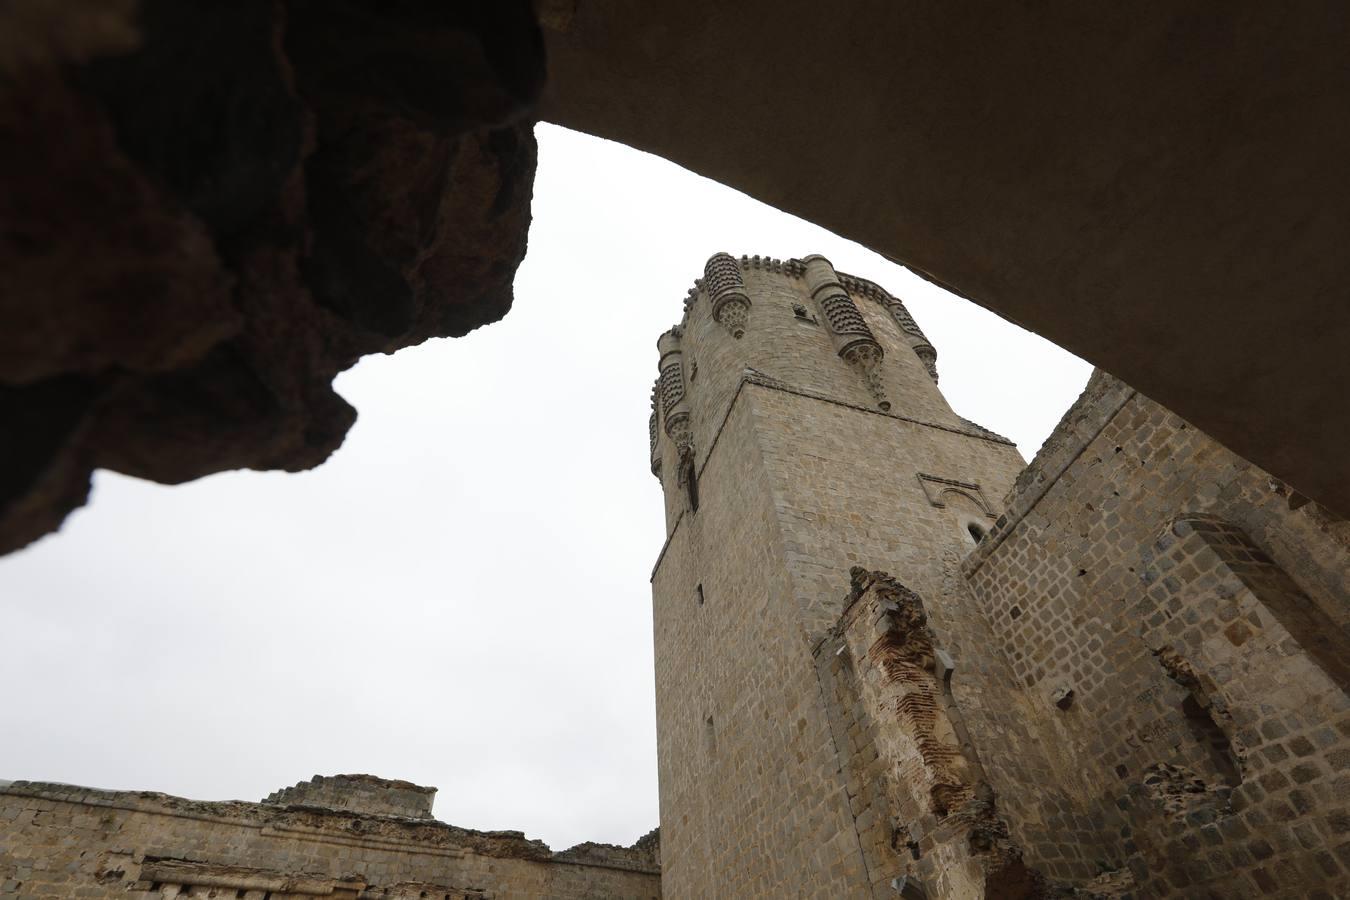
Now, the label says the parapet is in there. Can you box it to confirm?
[262,773,437,819]
[556,827,662,873]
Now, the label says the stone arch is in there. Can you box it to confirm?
[942,490,993,550]
[939,487,993,518]
[916,474,996,518]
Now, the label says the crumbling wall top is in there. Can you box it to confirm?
[262,773,437,820]
[962,369,1135,575]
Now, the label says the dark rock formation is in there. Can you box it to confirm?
[0,0,542,553]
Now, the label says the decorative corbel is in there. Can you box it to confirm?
[656,327,697,483]
[886,298,939,383]
[648,383,662,479]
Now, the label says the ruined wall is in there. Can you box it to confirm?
[960,373,1350,897]
[262,775,436,820]
[820,569,1045,898]
[0,780,659,900]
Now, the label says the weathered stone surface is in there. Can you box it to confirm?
[545,0,1350,518]
[0,777,660,899]
[263,774,438,820]
[0,0,542,553]
[958,380,1350,895]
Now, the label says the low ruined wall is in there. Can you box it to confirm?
[0,782,659,900]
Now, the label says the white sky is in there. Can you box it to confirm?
[0,124,1090,851]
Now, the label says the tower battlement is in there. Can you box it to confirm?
[648,252,989,536]
[666,251,938,385]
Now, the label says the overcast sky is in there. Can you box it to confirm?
[0,124,1090,851]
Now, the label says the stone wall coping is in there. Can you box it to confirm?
[961,370,1136,576]
[650,509,685,582]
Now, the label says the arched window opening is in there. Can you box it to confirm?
[966,521,985,545]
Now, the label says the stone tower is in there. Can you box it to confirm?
[648,253,1028,896]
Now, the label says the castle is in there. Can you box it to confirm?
[4,253,1348,898]
[644,253,1350,897]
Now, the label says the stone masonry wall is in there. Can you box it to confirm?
[0,780,659,900]
[960,374,1350,897]
[651,395,872,896]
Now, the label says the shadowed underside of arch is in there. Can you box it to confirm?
[1,0,1347,553]
[541,0,1350,518]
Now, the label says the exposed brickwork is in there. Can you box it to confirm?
[822,569,1046,899]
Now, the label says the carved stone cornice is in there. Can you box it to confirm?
[654,327,697,484]
[648,383,662,479]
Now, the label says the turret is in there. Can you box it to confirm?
[801,253,890,410]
